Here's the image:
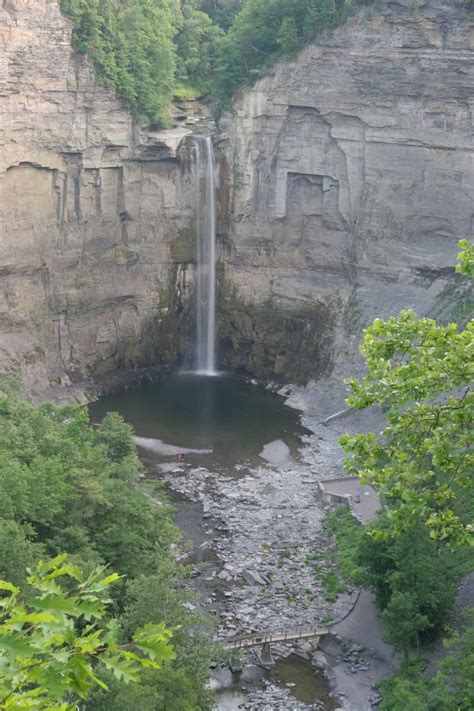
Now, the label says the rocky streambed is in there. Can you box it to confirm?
[156,438,393,711]
[90,374,397,710]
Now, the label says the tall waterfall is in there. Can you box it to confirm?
[195,136,217,375]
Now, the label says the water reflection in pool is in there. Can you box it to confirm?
[89,373,308,469]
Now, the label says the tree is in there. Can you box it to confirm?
[326,506,472,654]
[87,571,213,710]
[0,520,37,588]
[0,556,173,710]
[0,376,178,585]
[428,609,474,710]
[60,0,181,126]
[378,661,429,711]
[330,242,473,664]
[378,610,474,710]
[60,0,370,113]
[356,516,469,645]
[277,16,299,55]
[0,377,213,708]
[176,1,223,92]
[382,591,430,659]
[199,0,243,29]
[340,241,473,547]
[95,412,137,466]
[213,0,348,99]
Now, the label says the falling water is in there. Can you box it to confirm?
[195,136,217,375]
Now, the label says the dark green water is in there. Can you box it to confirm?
[89,374,333,708]
[273,656,336,707]
[89,373,308,469]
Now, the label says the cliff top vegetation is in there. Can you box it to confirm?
[59,0,374,125]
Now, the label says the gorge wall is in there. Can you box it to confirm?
[217,0,473,382]
[0,0,200,399]
[1,0,473,398]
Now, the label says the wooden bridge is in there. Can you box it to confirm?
[215,625,330,651]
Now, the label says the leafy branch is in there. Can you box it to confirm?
[0,555,174,710]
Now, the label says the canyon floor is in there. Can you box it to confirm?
[138,377,399,710]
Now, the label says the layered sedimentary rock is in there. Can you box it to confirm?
[1,0,472,396]
[217,0,473,381]
[0,0,200,398]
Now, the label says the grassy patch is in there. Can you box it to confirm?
[173,84,205,101]
[307,506,363,603]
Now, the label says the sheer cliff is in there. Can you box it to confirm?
[0,0,199,399]
[0,0,472,397]
[217,0,473,381]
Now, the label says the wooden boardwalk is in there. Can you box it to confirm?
[215,626,330,650]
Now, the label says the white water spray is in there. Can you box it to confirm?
[195,136,217,375]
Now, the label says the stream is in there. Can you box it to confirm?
[89,373,339,709]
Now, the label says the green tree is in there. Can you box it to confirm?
[340,241,473,547]
[357,517,467,627]
[328,242,473,664]
[95,411,136,465]
[457,238,474,278]
[88,570,213,709]
[378,661,429,711]
[176,1,223,92]
[121,573,213,708]
[382,591,430,659]
[325,507,472,654]
[428,610,474,710]
[0,378,178,583]
[199,0,243,29]
[0,520,38,588]
[277,16,299,55]
[60,0,181,125]
[0,556,173,710]
[378,610,474,710]
[213,0,352,99]
[0,377,213,708]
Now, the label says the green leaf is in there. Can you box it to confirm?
[101,653,140,683]
[0,634,32,658]
[0,580,19,595]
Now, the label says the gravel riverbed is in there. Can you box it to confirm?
[145,380,397,710]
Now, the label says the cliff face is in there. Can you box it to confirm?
[0,0,199,399]
[1,0,472,397]
[217,0,474,381]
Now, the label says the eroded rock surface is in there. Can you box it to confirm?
[1,0,472,397]
[218,0,473,381]
[0,0,201,397]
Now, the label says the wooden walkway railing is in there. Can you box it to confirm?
[215,626,330,650]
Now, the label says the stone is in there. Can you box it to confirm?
[0,0,469,403]
[259,440,292,467]
[0,0,199,398]
[217,0,469,385]
[242,570,267,587]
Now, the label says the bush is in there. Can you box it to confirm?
[60,0,180,126]
[60,1,375,119]
[0,374,213,709]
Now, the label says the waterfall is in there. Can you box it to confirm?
[195,136,217,375]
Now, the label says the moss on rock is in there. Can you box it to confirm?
[218,277,338,383]
[170,225,197,264]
